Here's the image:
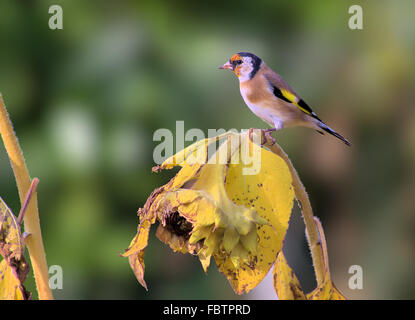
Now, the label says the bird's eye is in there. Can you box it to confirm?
[235,60,242,65]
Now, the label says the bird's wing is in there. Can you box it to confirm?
[263,71,322,121]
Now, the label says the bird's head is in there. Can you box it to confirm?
[219,52,262,81]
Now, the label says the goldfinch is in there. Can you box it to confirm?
[219,52,350,146]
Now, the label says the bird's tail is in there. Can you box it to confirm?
[317,122,351,146]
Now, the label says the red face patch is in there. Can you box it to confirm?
[229,54,243,77]
[230,53,242,62]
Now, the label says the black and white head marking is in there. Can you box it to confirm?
[238,52,262,80]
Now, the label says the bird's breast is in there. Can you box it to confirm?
[239,85,275,126]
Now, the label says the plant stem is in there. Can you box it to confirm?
[313,216,330,277]
[0,95,53,300]
[17,178,39,225]
[260,133,325,286]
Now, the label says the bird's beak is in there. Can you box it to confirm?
[218,61,233,70]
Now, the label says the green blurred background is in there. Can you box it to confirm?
[0,0,414,299]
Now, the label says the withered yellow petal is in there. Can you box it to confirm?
[229,243,249,269]
[122,219,152,290]
[239,228,258,255]
[273,252,306,300]
[161,138,211,169]
[161,132,238,169]
[189,225,213,245]
[168,163,203,191]
[160,190,216,227]
[198,229,224,272]
[306,274,346,300]
[217,135,295,294]
[223,227,240,254]
[127,251,147,291]
[198,249,212,273]
[0,259,28,300]
[0,197,23,260]
[0,198,30,300]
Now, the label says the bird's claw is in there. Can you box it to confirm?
[247,128,277,146]
[262,128,277,146]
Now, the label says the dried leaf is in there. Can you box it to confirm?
[306,217,346,300]
[123,219,152,290]
[160,132,238,169]
[0,197,30,300]
[306,274,346,300]
[0,197,23,261]
[216,134,294,294]
[0,258,30,300]
[273,252,306,300]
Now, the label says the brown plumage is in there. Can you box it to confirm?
[219,52,350,146]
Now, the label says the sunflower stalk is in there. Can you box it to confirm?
[258,131,326,286]
[0,94,53,300]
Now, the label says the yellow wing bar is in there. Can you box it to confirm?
[277,87,320,120]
